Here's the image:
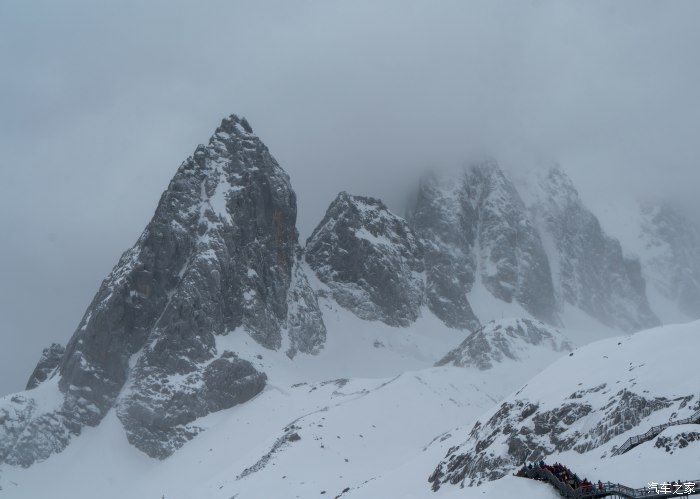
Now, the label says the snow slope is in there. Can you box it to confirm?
[1,303,574,498]
[0,369,554,499]
[430,320,700,492]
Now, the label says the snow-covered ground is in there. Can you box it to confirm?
[1,296,577,498]
[428,320,700,494]
[0,367,559,499]
[2,298,696,498]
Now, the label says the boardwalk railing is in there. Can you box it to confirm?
[612,408,700,456]
[522,467,700,498]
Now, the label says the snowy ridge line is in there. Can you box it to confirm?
[612,407,700,456]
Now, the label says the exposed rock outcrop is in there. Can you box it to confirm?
[25,343,65,390]
[429,324,698,489]
[467,162,558,324]
[285,255,327,358]
[435,318,572,370]
[409,170,480,330]
[305,192,425,327]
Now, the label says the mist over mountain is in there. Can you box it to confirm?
[2,2,700,498]
[3,1,700,398]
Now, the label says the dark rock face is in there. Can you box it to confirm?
[466,162,558,324]
[435,318,571,370]
[305,192,425,326]
[410,170,480,331]
[640,201,700,319]
[286,255,327,358]
[26,343,65,390]
[410,161,557,328]
[117,351,266,458]
[429,390,680,488]
[655,431,700,453]
[0,114,326,466]
[531,168,659,332]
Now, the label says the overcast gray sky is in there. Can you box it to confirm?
[1,0,699,395]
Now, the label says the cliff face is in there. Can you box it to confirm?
[466,162,558,325]
[410,161,558,329]
[409,169,480,331]
[305,192,425,327]
[0,115,326,465]
[529,168,659,332]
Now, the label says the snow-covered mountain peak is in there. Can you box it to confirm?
[312,191,406,242]
[539,165,578,202]
[0,113,324,466]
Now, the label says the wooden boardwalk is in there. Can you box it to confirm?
[612,408,700,456]
[519,464,699,498]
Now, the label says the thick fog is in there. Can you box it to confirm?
[1,0,699,395]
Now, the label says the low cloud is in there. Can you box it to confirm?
[1,0,699,394]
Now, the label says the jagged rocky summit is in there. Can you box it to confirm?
[305,192,425,326]
[0,114,326,465]
[302,160,662,336]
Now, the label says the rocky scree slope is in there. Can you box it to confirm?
[0,114,326,465]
